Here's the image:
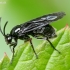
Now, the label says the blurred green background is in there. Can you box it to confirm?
[0,0,70,59]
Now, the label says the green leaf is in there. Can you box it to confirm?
[0,25,70,70]
[0,53,10,70]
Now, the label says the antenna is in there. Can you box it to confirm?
[3,21,8,35]
[0,17,4,36]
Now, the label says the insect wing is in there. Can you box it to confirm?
[28,12,65,23]
[19,12,65,34]
[20,22,47,34]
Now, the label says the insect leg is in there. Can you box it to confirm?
[10,39,17,63]
[12,46,15,58]
[29,39,38,59]
[46,38,60,53]
[24,35,38,59]
[9,46,13,53]
[35,36,60,53]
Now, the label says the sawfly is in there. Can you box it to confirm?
[0,12,65,60]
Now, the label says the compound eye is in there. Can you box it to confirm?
[8,37,11,40]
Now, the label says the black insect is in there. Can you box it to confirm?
[0,12,65,60]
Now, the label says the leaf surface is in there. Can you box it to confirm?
[0,26,70,70]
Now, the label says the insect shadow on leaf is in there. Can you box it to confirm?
[0,12,65,63]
